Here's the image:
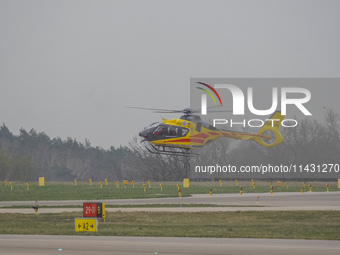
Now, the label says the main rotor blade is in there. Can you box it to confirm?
[192,105,233,113]
[154,111,183,113]
[128,106,234,114]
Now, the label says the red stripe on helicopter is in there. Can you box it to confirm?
[164,138,205,144]
[208,132,219,136]
[221,132,230,136]
[191,133,210,139]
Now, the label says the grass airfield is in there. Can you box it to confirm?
[1,211,340,240]
[0,181,339,240]
[0,180,337,201]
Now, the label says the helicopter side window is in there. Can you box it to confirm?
[181,128,189,137]
[167,126,178,136]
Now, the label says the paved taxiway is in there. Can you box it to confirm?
[0,192,339,213]
[1,235,340,255]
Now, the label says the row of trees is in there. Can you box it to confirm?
[0,150,37,181]
[0,110,339,182]
[0,124,132,181]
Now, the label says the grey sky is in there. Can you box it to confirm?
[1,0,339,149]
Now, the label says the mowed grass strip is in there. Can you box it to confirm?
[0,183,182,201]
[0,211,339,240]
[0,181,337,201]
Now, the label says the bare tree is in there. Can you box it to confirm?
[128,136,190,181]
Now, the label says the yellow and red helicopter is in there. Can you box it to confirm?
[131,107,285,156]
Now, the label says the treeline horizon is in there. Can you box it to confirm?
[0,124,132,182]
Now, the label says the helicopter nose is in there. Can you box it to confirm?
[139,130,148,138]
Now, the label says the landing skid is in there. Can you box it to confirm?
[145,145,199,157]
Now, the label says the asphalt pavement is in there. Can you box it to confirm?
[0,192,339,213]
[1,235,340,255]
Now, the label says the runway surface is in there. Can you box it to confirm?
[0,192,339,213]
[1,235,340,255]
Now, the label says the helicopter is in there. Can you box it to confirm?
[130,107,285,156]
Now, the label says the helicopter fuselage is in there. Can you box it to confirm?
[138,114,280,151]
[133,106,285,156]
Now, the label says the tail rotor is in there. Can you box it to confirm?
[253,112,285,148]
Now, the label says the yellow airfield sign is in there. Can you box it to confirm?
[75,218,98,232]
[183,178,189,188]
[39,177,45,186]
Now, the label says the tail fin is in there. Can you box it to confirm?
[253,111,285,148]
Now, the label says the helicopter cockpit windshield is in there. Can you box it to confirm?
[153,125,178,137]
[143,122,159,130]
[139,122,160,139]
[153,126,166,136]
[139,123,189,140]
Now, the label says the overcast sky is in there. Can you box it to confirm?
[1,0,339,149]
